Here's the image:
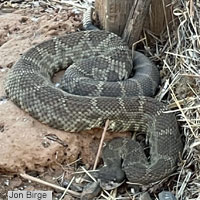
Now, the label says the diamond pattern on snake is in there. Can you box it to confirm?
[5,30,182,188]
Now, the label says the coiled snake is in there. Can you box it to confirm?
[5,30,182,187]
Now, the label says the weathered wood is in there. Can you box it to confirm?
[144,0,173,35]
[122,0,152,47]
[95,0,134,36]
[95,0,173,47]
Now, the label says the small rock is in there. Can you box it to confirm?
[81,181,101,200]
[9,177,22,189]
[4,179,9,186]
[159,191,177,200]
[140,192,152,200]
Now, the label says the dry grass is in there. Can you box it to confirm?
[147,0,200,199]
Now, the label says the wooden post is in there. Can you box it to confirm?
[95,0,134,36]
[144,0,173,35]
[122,0,152,47]
[95,0,173,47]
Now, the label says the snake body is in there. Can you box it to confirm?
[5,30,182,185]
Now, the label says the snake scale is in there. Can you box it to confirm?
[5,30,182,186]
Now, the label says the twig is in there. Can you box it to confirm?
[59,176,75,200]
[170,87,196,137]
[81,166,97,182]
[20,173,81,198]
[93,119,109,170]
[162,0,172,47]
[177,171,192,198]
[189,0,194,17]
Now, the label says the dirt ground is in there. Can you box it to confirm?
[0,4,132,199]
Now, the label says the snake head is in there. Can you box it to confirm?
[98,166,125,190]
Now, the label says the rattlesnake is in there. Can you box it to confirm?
[5,30,182,186]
